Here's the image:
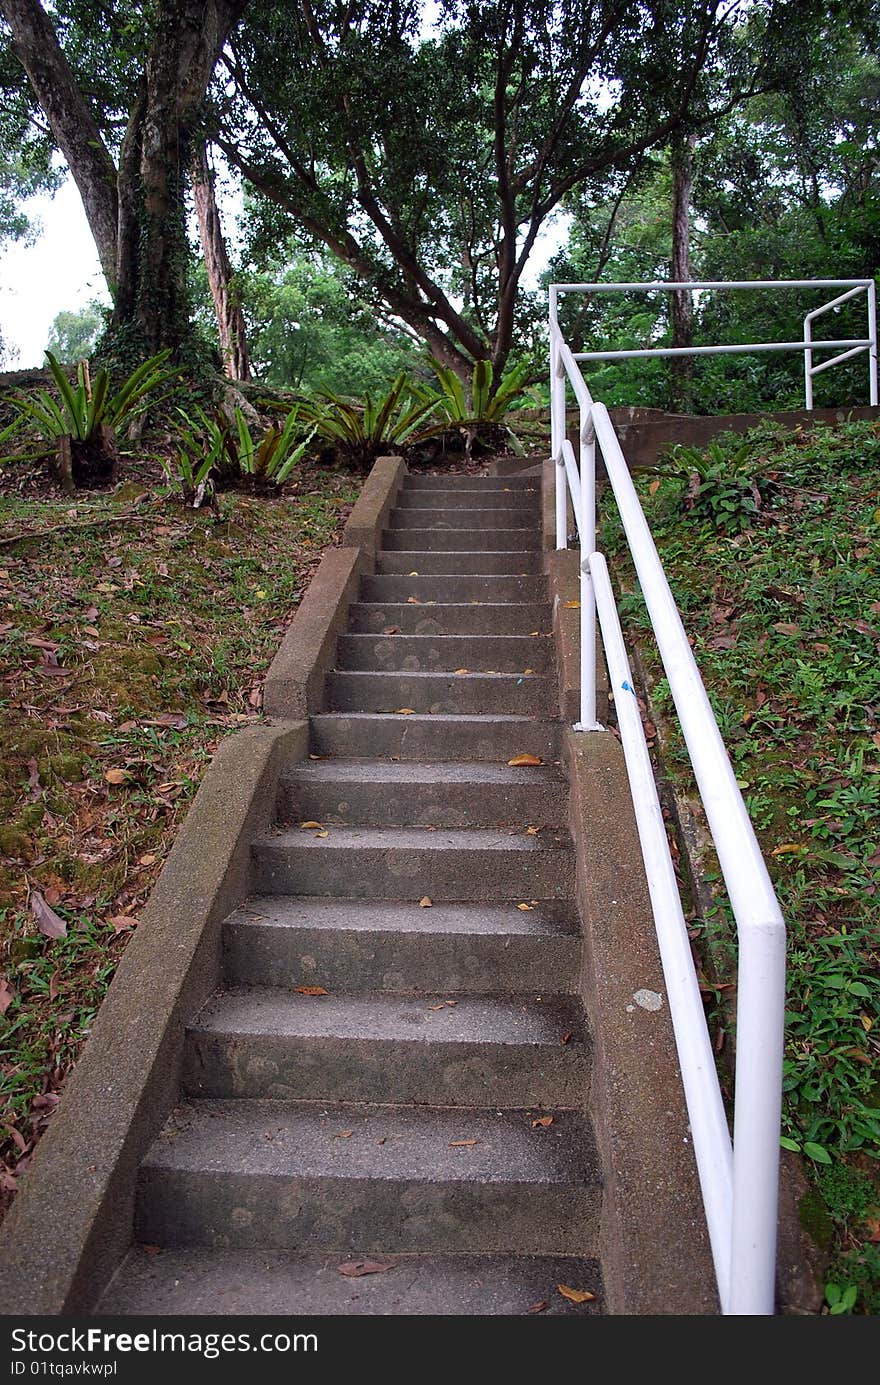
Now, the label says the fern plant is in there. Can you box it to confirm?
[426,358,533,455]
[169,404,314,497]
[9,350,173,444]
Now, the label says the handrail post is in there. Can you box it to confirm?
[868,279,878,406]
[577,405,599,729]
[803,311,813,410]
[549,289,568,549]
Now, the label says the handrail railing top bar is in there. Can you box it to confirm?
[552,278,872,292]
[573,338,870,362]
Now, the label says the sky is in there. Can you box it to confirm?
[0,171,567,369]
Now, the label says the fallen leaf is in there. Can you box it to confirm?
[772,622,801,637]
[408,571,419,576]
[449,1140,480,1148]
[394,708,416,715]
[648,478,661,495]
[564,600,580,609]
[0,978,14,1014]
[103,767,129,785]
[454,668,469,675]
[336,1261,396,1278]
[517,903,534,911]
[138,853,157,867]
[300,821,324,830]
[561,1031,573,1045]
[294,986,329,996]
[557,1284,596,1304]
[315,830,330,838]
[772,842,805,856]
[861,1014,873,1032]
[406,596,422,605]
[382,626,401,635]
[109,915,137,934]
[525,826,541,835]
[528,1300,549,1314]
[335,1130,354,1139]
[523,668,535,676]
[531,1115,554,1128]
[419,896,432,908]
[30,891,66,940]
[508,754,543,766]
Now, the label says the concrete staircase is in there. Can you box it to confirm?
[100,472,604,1315]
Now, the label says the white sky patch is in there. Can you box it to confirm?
[0,178,108,368]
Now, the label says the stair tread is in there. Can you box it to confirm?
[191,988,588,1047]
[258,825,572,852]
[281,759,564,786]
[99,1248,603,1316]
[226,896,580,938]
[142,1100,600,1184]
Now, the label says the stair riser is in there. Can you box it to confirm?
[349,603,551,635]
[376,552,544,575]
[336,634,551,673]
[182,1033,590,1108]
[394,492,541,511]
[135,1173,600,1254]
[253,843,575,901]
[360,575,545,603]
[277,777,567,828]
[390,509,538,528]
[402,477,539,491]
[309,715,561,761]
[223,924,580,994]
[327,671,554,715]
[383,529,541,552]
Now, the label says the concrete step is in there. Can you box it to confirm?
[376,551,544,575]
[278,758,566,827]
[99,1247,603,1316]
[403,475,539,491]
[395,489,540,511]
[223,897,581,994]
[389,508,538,530]
[253,825,575,900]
[349,602,551,635]
[360,573,546,604]
[326,670,554,715]
[182,988,591,1107]
[336,633,552,673]
[135,1101,601,1254]
[309,713,562,761]
[383,528,541,552]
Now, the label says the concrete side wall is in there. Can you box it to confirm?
[341,454,406,554]
[565,732,718,1314]
[263,547,366,718]
[0,722,308,1314]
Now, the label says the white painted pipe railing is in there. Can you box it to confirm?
[552,278,878,409]
[548,281,795,1314]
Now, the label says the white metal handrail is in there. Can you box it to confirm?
[553,278,879,409]
[548,282,790,1314]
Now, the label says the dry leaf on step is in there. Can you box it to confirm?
[454,668,469,675]
[383,627,401,635]
[531,1115,554,1128]
[408,571,419,576]
[295,986,328,996]
[557,1284,596,1304]
[300,821,323,830]
[525,826,540,835]
[419,896,433,908]
[336,1260,396,1278]
[517,903,534,911]
[394,708,416,715]
[406,596,422,605]
[314,830,329,838]
[449,1139,480,1148]
[507,754,543,766]
[564,600,581,609]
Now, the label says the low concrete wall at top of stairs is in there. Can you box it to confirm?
[0,456,407,1315]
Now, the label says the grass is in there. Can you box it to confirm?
[0,457,358,1215]
[602,418,880,1314]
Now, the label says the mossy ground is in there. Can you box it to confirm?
[0,456,357,1214]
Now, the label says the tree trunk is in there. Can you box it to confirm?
[670,131,697,414]
[191,144,252,380]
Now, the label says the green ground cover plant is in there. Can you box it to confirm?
[603,419,880,1313]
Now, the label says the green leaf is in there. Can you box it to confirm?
[779,1135,801,1152]
[803,1142,832,1164]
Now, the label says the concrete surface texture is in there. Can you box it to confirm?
[100,468,621,1314]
